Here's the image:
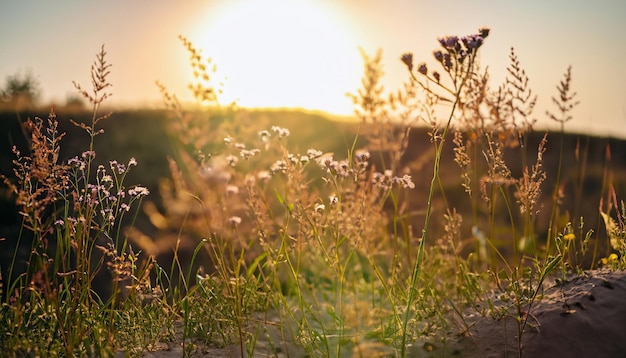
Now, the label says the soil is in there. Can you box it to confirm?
[428,269,626,358]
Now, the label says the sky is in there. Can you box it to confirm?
[1,0,625,138]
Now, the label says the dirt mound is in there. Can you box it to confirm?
[449,269,626,358]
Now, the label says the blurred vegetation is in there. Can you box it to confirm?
[3,107,625,267]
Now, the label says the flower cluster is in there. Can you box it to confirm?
[372,170,415,190]
[316,155,351,178]
[65,156,149,228]
[402,27,490,82]
[314,150,370,179]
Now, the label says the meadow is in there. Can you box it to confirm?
[1,29,626,357]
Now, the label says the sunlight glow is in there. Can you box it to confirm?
[191,0,361,115]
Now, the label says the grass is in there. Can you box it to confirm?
[1,29,626,357]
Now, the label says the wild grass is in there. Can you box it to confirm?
[0,29,625,358]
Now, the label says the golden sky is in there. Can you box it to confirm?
[1,0,625,137]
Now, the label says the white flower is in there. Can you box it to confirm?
[355,150,370,162]
[271,160,288,174]
[228,216,242,226]
[258,130,271,143]
[307,149,323,159]
[400,174,415,189]
[226,185,239,195]
[257,170,271,181]
[329,194,339,206]
[226,155,239,167]
[240,148,260,159]
[128,186,150,197]
[271,126,290,138]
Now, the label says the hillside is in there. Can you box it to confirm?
[2,108,626,265]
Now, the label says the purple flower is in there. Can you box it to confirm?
[463,35,484,51]
[433,50,443,62]
[417,63,428,75]
[401,52,413,71]
[443,53,452,69]
[439,36,459,50]
[458,49,468,63]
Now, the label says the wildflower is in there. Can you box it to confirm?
[287,153,299,165]
[316,154,334,169]
[258,130,271,143]
[270,160,288,174]
[299,155,310,164]
[257,170,271,181]
[398,174,415,189]
[337,160,350,177]
[226,154,239,167]
[443,53,452,69]
[433,71,441,83]
[68,156,86,171]
[462,34,484,51]
[354,150,370,163]
[479,27,490,38]
[438,36,459,50]
[401,52,413,71]
[81,150,96,160]
[307,148,323,159]
[128,186,150,197]
[224,136,233,144]
[235,143,246,150]
[240,148,260,159]
[321,157,350,177]
[329,194,339,206]
[601,253,619,266]
[458,49,468,63]
[128,157,137,167]
[228,216,242,226]
[54,219,64,226]
[271,126,290,138]
[433,50,443,62]
[110,160,126,174]
[563,233,576,241]
[314,203,325,213]
[373,171,390,189]
[417,63,428,75]
[354,152,370,172]
[226,185,239,195]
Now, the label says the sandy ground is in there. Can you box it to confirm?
[115,269,626,357]
[445,269,626,358]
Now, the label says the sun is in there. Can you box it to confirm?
[190,0,361,115]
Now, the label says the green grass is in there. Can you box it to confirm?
[1,30,626,358]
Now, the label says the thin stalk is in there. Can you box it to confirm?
[400,95,459,356]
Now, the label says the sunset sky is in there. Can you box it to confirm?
[1,0,625,137]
